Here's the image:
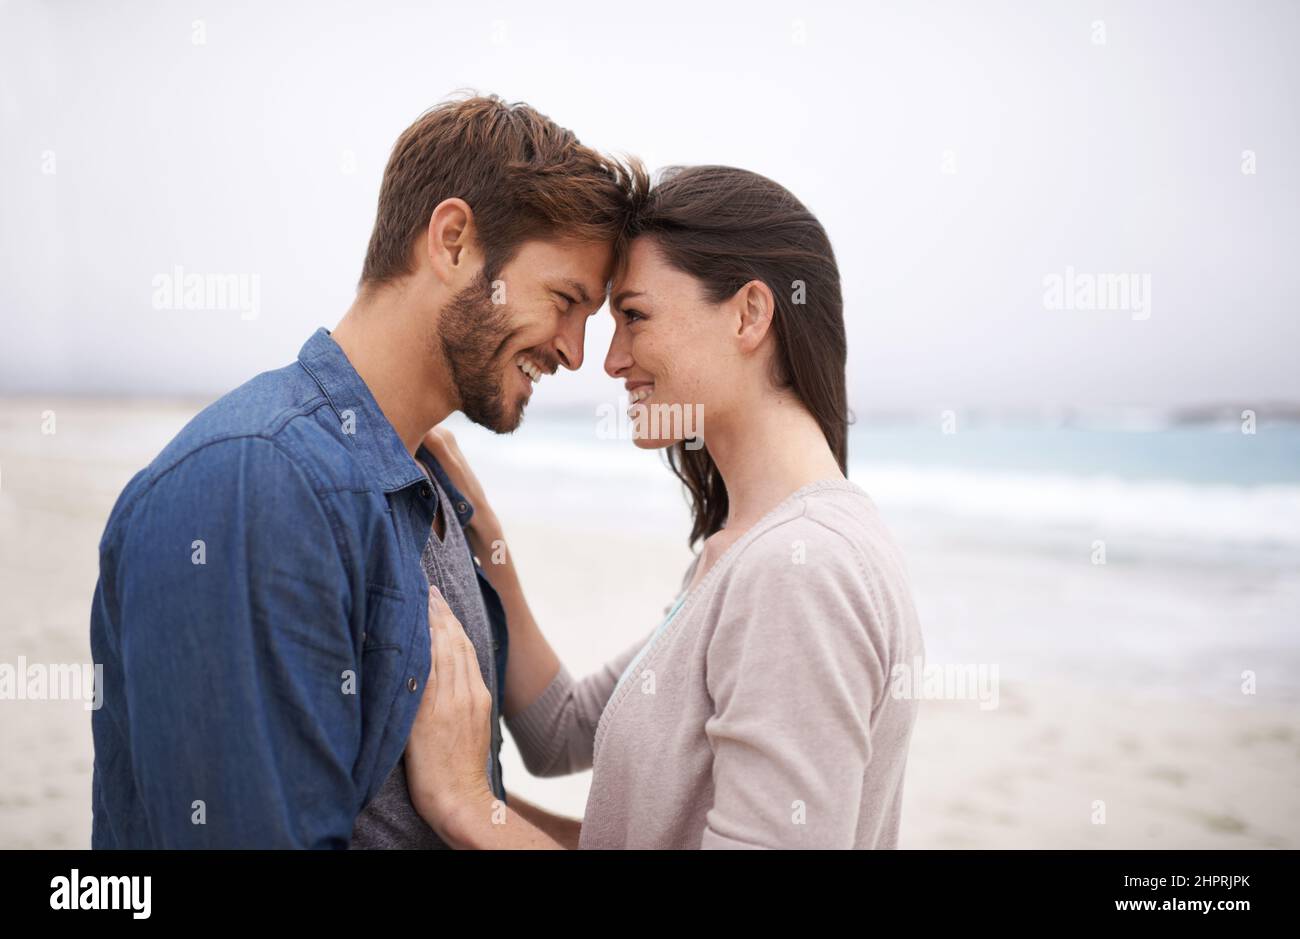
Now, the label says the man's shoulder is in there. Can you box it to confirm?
[113,361,367,525]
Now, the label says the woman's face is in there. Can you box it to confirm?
[604,236,736,449]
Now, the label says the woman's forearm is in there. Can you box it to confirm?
[503,794,582,849]
[439,790,567,850]
[464,510,563,719]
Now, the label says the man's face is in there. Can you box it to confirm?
[438,237,613,433]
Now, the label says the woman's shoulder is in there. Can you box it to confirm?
[729,478,897,573]
[700,479,920,679]
[697,479,917,640]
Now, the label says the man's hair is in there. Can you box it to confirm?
[360,93,647,289]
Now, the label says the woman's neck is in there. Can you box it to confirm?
[704,391,845,537]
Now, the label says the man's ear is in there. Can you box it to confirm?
[734,279,776,354]
[424,198,478,286]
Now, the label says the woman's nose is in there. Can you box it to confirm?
[604,329,632,378]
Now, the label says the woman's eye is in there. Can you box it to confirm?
[622,308,644,323]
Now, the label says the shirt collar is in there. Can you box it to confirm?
[296,327,427,495]
[296,328,478,528]
[416,447,476,529]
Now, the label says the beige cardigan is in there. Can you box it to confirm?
[505,480,924,849]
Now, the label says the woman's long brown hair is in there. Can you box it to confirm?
[625,166,849,547]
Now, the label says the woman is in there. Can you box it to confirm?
[406,166,925,849]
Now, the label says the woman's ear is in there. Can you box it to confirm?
[424,198,478,285]
[734,279,776,354]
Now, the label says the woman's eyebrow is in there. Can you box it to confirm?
[611,289,644,310]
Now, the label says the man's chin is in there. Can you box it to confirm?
[495,404,526,434]
[464,395,526,435]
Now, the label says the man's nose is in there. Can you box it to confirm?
[553,316,586,371]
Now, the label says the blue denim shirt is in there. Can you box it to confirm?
[90,328,508,848]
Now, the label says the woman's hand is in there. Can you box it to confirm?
[405,585,495,842]
[422,426,502,547]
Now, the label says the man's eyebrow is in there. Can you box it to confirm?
[611,289,643,310]
[553,278,592,306]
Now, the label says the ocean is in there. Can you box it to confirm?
[448,413,1300,704]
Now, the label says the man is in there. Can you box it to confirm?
[89,94,644,847]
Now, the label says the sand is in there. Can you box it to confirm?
[1,398,1296,848]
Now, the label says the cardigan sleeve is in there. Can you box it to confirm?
[503,554,701,778]
[700,521,891,848]
[502,634,647,777]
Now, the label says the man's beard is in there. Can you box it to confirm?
[437,274,526,433]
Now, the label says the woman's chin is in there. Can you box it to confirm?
[631,433,677,451]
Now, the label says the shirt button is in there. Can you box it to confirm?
[456,501,468,513]
[418,483,433,500]
[407,677,418,692]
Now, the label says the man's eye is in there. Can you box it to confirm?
[622,308,644,323]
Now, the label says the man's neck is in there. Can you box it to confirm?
[332,285,455,456]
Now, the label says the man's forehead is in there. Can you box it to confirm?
[516,238,614,299]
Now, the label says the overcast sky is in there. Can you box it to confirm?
[2,0,1297,413]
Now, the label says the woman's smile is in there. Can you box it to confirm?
[626,381,655,416]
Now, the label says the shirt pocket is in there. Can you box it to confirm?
[361,582,416,655]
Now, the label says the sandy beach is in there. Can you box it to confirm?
[1,398,1296,848]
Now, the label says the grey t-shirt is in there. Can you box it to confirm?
[349,461,503,849]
